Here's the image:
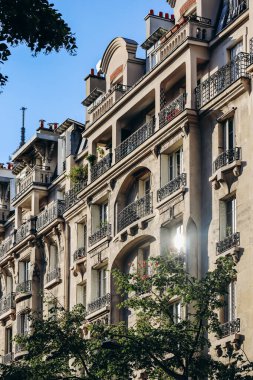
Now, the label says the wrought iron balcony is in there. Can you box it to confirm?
[159,93,187,129]
[91,153,112,182]
[250,37,253,54]
[0,292,15,316]
[37,200,65,232]
[16,280,32,294]
[89,224,112,246]
[220,318,240,338]
[195,53,252,108]
[157,173,187,202]
[13,165,53,202]
[216,232,240,255]
[2,352,13,364]
[15,218,36,245]
[73,247,87,261]
[213,147,241,172]
[64,180,87,211]
[46,267,61,283]
[118,192,153,232]
[115,119,155,163]
[0,235,14,259]
[87,293,111,314]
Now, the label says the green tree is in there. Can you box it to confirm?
[1,256,252,380]
[0,0,77,87]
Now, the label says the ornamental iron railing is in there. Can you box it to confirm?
[157,173,187,202]
[195,53,252,108]
[87,293,111,314]
[46,267,61,283]
[216,232,240,255]
[16,280,32,294]
[37,200,65,231]
[91,153,112,182]
[89,224,112,246]
[220,318,240,338]
[0,293,15,316]
[73,247,87,261]
[0,235,14,259]
[250,37,253,54]
[213,147,241,172]
[15,218,36,245]
[115,119,155,163]
[118,192,153,232]
[64,180,87,211]
[159,93,187,129]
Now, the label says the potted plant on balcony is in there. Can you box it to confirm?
[68,165,88,184]
[86,154,97,167]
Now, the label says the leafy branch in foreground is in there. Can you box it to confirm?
[0,0,77,87]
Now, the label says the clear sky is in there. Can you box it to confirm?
[0,0,172,163]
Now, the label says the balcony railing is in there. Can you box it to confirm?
[89,224,112,246]
[16,280,32,294]
[250,37,253,54]
[73,247,87,261]
[213,147,241,172]
[195,53,252,108]
[91,153,112,182]
[13,165,52,202]
[118,192,153,232]
[0,292,15,316]
[64,180,87,211]
[87,293,111,314]
[220,318,240,338]
[46,267,61,283]
[159,93,187,129]
[115,119,155,163]
[0,235,14,259]
[157,173,187,202]
[37,200,65,232]
[216,232,240,255]
[2,352,13,364]
[88,84,131,123]
[15,218,36,245]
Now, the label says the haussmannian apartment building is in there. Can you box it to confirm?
[0,0,253,371]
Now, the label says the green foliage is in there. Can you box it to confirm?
[85,154,96,166]
[1,256,252,380]
[68,164,88,183]
[0,0,77,87]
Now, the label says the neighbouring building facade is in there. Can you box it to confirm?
[0,0,253,370]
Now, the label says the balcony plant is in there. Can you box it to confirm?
[85,154,97,166]
[68,165,88,184]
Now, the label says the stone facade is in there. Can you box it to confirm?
[0,0,253,368]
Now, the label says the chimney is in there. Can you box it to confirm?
[39,119,45,129]
[145,11,175,39]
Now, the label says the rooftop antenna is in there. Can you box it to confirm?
[20,106,27,147]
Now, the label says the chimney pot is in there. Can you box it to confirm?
[149,9,154,15]
[39,119,45,129]
[90,68,95,76]
[171,14,175,20]
[165,13,169,19]
[159,11,163,17]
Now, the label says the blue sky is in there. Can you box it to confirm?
[0,0,172,163]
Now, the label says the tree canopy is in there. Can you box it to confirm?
[1,255,252,380]
[0,0,77,87]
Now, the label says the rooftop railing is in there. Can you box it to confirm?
[220,318,240,338]
[0,292,15,316]
[157,173,187,202]
[46,267,61,284]
[37,200,65,232]
[13,165,52,202]
[115,119,155,163]
[64,180,87,211]
[213,147,241,172]
[89,224,112,246]
[216,232,240,255]
[195,53,252,108]
[118,192,153,232]
[15,218,36,245]
[91,153,112,182]
[87,293,111,314]
[159,93,187,129]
